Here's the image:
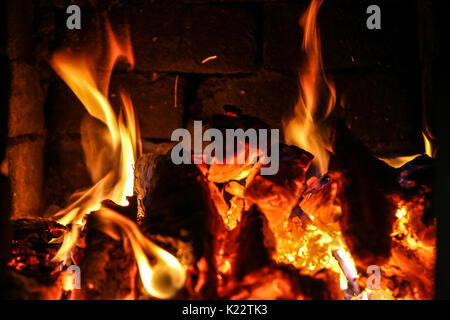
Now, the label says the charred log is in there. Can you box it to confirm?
[80,201,137,300]
[135,152,209,267]
[329,122,400,267]
[245,144,313,231]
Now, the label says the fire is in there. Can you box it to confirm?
[198,0,359,298]
[50,23,138,262]
[272,177,358,295]
[283,0,336,175]
[379,131,436,168]
[422,131,435,158]
[49,21,185,298]
[356,196,436,300]
[391,199,435,265]
[95,208,186,299]
[275,0,356,296]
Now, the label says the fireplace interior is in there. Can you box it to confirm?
[0,0,445,300]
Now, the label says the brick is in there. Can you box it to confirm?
[109,72,185,140]
[264,0,420,72]
[190,70,298,129]
[46,77,87,135]
[44,135,91,207]
[8,62,45,138]
[263,2,307,73]
[48,71,185,140]
[130,3,258,73]
[0,55,9,161]
[331,68,423,156]
[7,0,34,61]
[8,138,45,218]
[47,2,258,73]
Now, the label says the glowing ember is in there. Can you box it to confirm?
[201,55,218,64]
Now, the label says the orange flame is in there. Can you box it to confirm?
[283,0,336,175]
[422,131,435,158]
[50,22,138,262]
[49,21,184,298]
[96,208,186,299]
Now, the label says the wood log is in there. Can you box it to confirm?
[7,137,45,218]
[245,144,313,232]
[79,199,137,300]
[329,122,400,267]
[134,151,210,268]
[7,0,47,219]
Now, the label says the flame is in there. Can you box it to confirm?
[279,0,356,296]
[283,0,336,175]
[422,131,435,158]
[96,208,186,299]
[50,22,138,262]
[378,131,436,168]
[61,271,76,292]
[49,20,184,299]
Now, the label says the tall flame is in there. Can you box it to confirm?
[49,21,184,298]
[50,22,138,261]
[283,0,336,175]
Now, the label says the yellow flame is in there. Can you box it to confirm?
[378,131,436,168]
[422,131,435,158]
[50,41,138,261]
[378,155,419,169]
[283,0,336,175]
[49,21,184,299]
[96,208,186,299]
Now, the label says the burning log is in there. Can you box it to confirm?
[3,218,65,299]
[201,112,276,183]
[134,151,210,268]
[245,144,313,231]
[397,155,435,226]
[207,204,275,298]
[329,122,400,267]
[80,200,138,300]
